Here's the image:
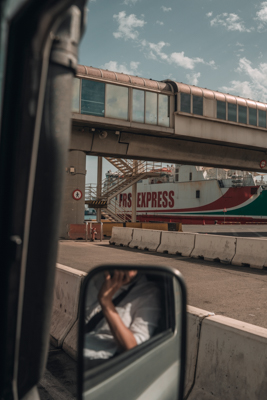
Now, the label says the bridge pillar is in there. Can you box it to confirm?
[132,160,138,222]
[97,156,102,222]
[60,150,86,238]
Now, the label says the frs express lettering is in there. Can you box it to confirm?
[120,191,174,208]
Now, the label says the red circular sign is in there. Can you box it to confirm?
[223,208,227,213]
[72,189,82,200]
[260,160,266,169]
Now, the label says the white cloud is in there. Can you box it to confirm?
[255,2,267,30]
[186,72,201,86]
[123,0,139,4]
[141,40,216,70]
[113,11,146,40]
[220,57,267,102]
[161,6,172,12]
[101,60,140,75]
[156,20,164,25]
[206,12,213,18]
[210,13,252,32]
[170,52,205,70]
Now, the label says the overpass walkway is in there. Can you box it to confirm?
[71,65,267,172]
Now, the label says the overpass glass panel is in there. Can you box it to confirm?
[238,105,247,124]
[228,103,237,122]
[158,94,169,127]
[193,95,203,116]
[145,92,157,124]
[72,78,80,112]
[217,101,226,120]
[259,110,266,128]
[81,80,105,116]
[132,89,144,123]
[106,84,128,120]
[249,108,257,126]
[180,93,190,113]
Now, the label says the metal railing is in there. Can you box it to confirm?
[85,160,163,222]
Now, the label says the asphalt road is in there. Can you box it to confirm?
[57,239,267,328]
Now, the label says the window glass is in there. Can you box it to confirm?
[249,108,257,126]
[132,89,144,123]
[106,84,128,120]
[158,94,169,127]
[228,103,237,122]
[217,101,226,120]
[238,105,247,124]
[81,79,105,116]
[72,78,80,112]
[259,110,266,128]
[180,93,191,113]
[193,95,203,116]
[145,92,157,124]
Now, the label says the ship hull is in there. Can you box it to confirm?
[118,179,267,224]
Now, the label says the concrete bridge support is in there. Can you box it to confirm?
[60,150,86,238]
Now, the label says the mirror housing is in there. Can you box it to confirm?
[78,264,187,400]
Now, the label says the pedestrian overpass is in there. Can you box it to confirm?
[60,65,267,237]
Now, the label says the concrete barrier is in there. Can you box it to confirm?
[102,222,123,236]
[109,227,133,246]
[188,315,267,400]
[62,320,79,360]
[129,228,162,251]
[50,263,87,348]
[157,231,196,257]
[232,237,267,269]
[185,306,214,398]
[191,234,236,264]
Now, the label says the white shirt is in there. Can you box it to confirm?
[84,273,161,359]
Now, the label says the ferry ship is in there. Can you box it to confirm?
[113,165,267,224]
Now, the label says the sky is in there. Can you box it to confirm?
[79,0,267,183]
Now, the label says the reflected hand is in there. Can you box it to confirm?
[98,270,132,307]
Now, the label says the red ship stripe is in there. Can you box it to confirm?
[137,187,256,213]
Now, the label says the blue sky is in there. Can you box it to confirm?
[80,0,267,183]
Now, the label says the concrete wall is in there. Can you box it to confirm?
[60,150,86,238]
[112,227,267,270]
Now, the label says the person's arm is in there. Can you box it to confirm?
[98,270,137,351]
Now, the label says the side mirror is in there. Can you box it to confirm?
[77,265,187,400]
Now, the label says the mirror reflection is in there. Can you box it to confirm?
[83,269,174,370]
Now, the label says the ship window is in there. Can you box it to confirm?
[180,93,191,113]
[193,95,203,116]
[238,105,247,124]
[217,101,226,120]
[158,94,170,127]
[72,78,80,112]
[81,79,105,116]
[106,84,128,120]
[145,92,157,124]
[258,110,266,128]
[132,89,145,123]
[189,172,192,181]
[249,108,257,126]
[228,103,237,122]
[196,190,200,198]
[175,173,179,182]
